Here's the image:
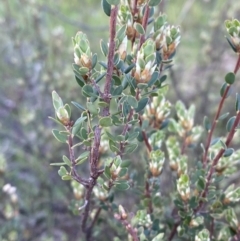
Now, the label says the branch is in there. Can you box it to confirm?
[202,54,240,167]
[197,111,240,212]
[138,4,150,49]
[114,214,139,241]
[103,5,118,116]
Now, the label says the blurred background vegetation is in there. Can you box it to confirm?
[1,0,240,240]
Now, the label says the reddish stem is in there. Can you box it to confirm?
[202,54,240,166]
[103,5,118,116]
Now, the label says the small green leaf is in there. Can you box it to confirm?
[64,104,71,118]
[127,96,138,108]
[62,175,72,180]
[203,116,211,131]
[79,67,89,75]
[63,155,72,166]
[118,168,128,178]
[149,0,161,7]
[86,102,99,115]
[72,116,87,136]
[134,22,145,35]
[52,130,68,143]
[115,183,130,190]
[120,160,131,168]
[126,131,139,141]
[71,101,86,111]
[219,139,227,150]
[50,162,66,166]
[75,157,88,165]
[95,72,106,83]
[80,127,88,140]
[58,166,68,177]
[76,151,90,161]
[148,71,159,87]
[219,112,229,120]
[104,166,111,179]
[223,148,234,157]
[225,72,235,85]
[225,36,237,53]
[160,74,167,83]
[92,53,98,69]
[197,176,206,191]
[124,63,136,74]
[100,116,113,127]
[48,116,64,126]
[101,0,111,16]
[109,140,120,152]
[112,85,123,96]
[235,93,240,111]
[152,233,164,241]
[106,0,120,5]
[100,39,109,57]
[52,91,63,111]
[135,97,149,112]
[220,83,230,98]
[226,116,236,132]
[82,85,97,97]
[210,137,221,146]
[124,143,138,154]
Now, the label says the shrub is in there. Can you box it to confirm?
[50,1,240,240]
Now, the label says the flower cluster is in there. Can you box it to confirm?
[195,229,210,241]
[223,184,240,204]
[93,186,109,201]
[134,39,156,83]
[152,14,181,61]
[177,174,190,201]
[71,180,85,200]
[72,31,92,80]
[169,101,203,146]
[143,88,171,128]
[149,150,165,177]
[225,19,240,53]
[52,91,70,126]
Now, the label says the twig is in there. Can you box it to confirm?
[82,6,119,239]
[197,111,240,212]
[138,4,150,49]
[209,217,214,239]
[67,127,89,187]
[114,213,139,241]
[145,180,153,213]
[168,220,181,241]
[103,5,118,117]
[202,54,240,167]
[85,207,102,240]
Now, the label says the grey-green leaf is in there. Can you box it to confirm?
[99,116,113,127]
[106,0,120,5]
[223,148,234,157]
[101,0,111,16]
[226,116,236,132]
[104,166,111,179]
[149,0,161,7]
[115,183,130,190]
[127,95,138,108]
[63,155,72,166]
[235,93,240,111]
[58,166,68,177]
[52,130,68,143]
[203,116,211,131]
[225,72,235,85]
[100,39,109,57]
[135,98,149,112]
[134,22,145,35]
